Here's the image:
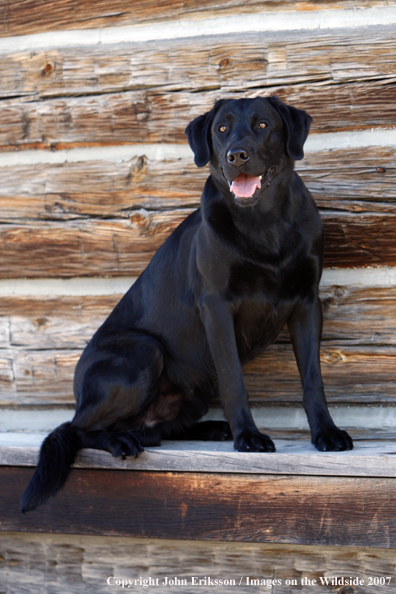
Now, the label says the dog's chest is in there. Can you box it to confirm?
[229,256,316,358]
[228,254,317,303]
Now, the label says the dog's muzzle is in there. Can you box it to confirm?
[228,167,276,204]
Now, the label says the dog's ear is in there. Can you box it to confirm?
[267,95,312,161]
[185,100,228,167]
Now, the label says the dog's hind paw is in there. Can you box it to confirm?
[191,420,233,441]
[234,430,276,453]
[108,432,144,459]
[313,426,353,452]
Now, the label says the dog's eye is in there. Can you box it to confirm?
[218,125,227,133]
[259,122,267,129]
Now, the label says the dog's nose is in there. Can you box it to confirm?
[227,148,250,167]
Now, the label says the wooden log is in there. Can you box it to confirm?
[1,83,396,150]
[0,147,394,220]
[244,344,396,403]
[2,466,396,548]
[0,348,79,405]
[2,284,396,351]
[1,532,395,594]
[1,27,395,101]
[322,212,396,268]
[0,209,396,278]
[1,284,396,406]
[0,157,204,219]
[0,0,390,37]
[4,436,396,478]
[1,343,396,406]
[0,210,190,278]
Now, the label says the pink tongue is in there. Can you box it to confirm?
[230,173,261,198]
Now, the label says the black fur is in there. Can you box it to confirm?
[21,96,353,513]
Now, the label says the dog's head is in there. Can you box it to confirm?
[185,96,312,207]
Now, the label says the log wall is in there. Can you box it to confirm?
[0,1,395,413]
[1,532,395,594]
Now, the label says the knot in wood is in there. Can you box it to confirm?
[130,209,151,229]
[376,166,386,173]
[218,58,230,69]
[325,351,344,365]
[130,155,147,180]
[35,317,49,329]
[42,62,54,76]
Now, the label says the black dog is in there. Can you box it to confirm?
[21,96,353,513]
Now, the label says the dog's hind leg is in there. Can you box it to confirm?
[21,334,164,512]
[72,334,165,456]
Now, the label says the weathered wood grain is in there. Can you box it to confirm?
[0,147,395,220]
[1,0,391,37]
[1,532,395,594]
[2,285,396,351]
[1,27,395,101]
[1,343,396,406]
[1,285,396,406]
[0,157,203,219]
[244,344,396,403]
[3,435,396,477]
[1,210,396,278]
[0,348,79,405]
[0,210,190,278]
[1,83,396,151]
[322,212,396,268]
[2,467,396,548]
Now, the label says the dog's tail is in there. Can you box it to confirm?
[20,422,82,513]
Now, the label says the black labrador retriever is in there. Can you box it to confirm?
[21,96,353,513]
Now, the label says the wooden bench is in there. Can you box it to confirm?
[1,433,396,549]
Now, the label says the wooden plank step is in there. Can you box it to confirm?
[1,455,395,547]
[2,434,396,477]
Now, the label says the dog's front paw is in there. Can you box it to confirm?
[313,426,353,452]
[108,432,144,459]
[234,430,276,452]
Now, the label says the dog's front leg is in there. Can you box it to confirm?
[200,294,275,452]
[288,296,353,451]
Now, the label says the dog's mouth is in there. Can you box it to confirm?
[227,167,276,206]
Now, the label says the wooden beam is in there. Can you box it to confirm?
[0,147,394,219]
[3,437,396,478]
[1,285,396,406]
[2,343,396,406]
[1,27,395,101]
[0,210,396,278]
[0,0,389,37]
[1,84,396,151]
[1,531,395,594]
[3,284,396,351]
[1,466,395,548]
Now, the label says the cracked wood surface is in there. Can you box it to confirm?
[0,0,392,37]
[1,285,396,406]
[0,532,395,594]
[2,466,396,548]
